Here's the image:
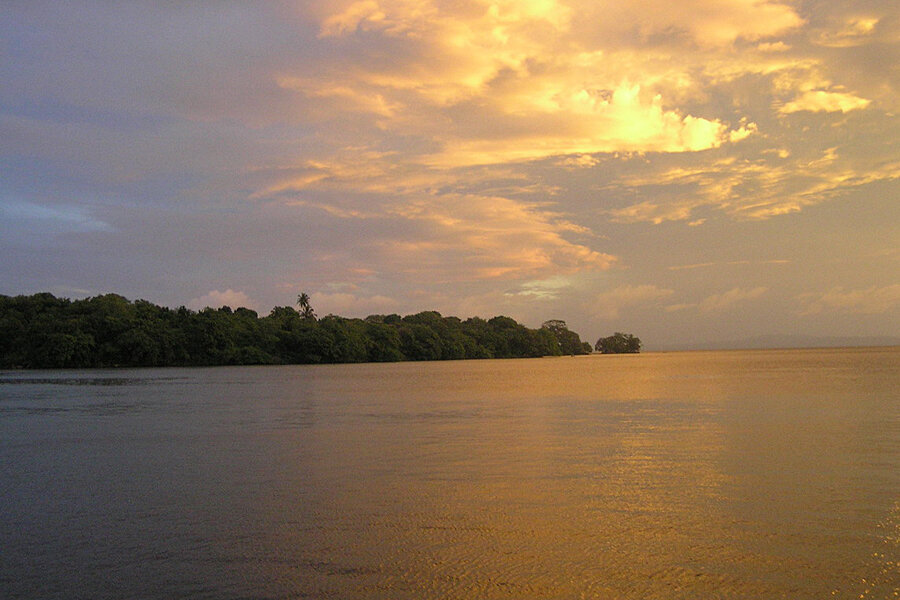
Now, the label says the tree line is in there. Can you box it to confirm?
[0,293,596,369]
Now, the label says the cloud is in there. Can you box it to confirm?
[374,194,616,281]
[275,76,401,118]
[0,199,112,233]
[667,287,768,312]
[588,284,674,320]
[299,0,768,169]
[698,286,768,311]
[310,291,398,317]
[319,0,387,37]
[813,16,883,48]
[259,190,616,291]
[558,154,601,169]
[757,41,791,52]
[422,84,731,167]
[566,0,803,48]
[607,145,900,224]
[668,260,789,271]
[188,289,256,311]
[509,275,576,299]
[780,90,871,113]
[799,284,900,315]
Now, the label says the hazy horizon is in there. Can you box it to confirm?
[2,2,898,348]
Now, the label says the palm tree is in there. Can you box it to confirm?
[297,293,316,320]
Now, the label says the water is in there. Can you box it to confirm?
[1,348,897,599]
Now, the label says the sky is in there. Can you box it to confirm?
[2,0,898,349]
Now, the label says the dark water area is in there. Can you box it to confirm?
[1,348,898,599]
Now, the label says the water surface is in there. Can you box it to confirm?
[1,348,898,599]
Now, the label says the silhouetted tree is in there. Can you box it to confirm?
[542,319,589,355]
[595,332,641,354]
[297,293,316,320]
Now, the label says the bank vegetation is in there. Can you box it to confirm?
[0,293,594,369]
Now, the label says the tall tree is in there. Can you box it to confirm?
[297,293,317,320]
[542,319,589,355]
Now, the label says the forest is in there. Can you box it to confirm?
[0,293,594,369]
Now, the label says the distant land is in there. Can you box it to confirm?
[650,335,900,352]
[0,292,596,369]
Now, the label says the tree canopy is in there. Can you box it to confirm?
[541,319,590,355]
[595,332,642,354]
[0,293,594,369]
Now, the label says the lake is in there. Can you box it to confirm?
[1,348,898,599]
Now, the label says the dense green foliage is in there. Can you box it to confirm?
[0,293,593,369]
[595,332,642,354]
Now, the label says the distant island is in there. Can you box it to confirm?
[0,293,600,369]
[595,332,641,354]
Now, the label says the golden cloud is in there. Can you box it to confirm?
[377,194,616,280]
[277,76,401,117]
[267,183,617,285]
[580,0,804,47]
[780,90,871,113]
[813,16,883,48]
[301,0,780,166]
[668,260,789,271]
[423,84,731,167]
[665,287,768,313]
[799,284,900,315]
[258,0,892,244]
[698,286,768,311]
[608,148,900,224]
[588,284,675,320]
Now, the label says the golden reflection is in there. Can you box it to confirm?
[239,350,899,598]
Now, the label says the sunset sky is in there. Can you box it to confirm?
[2,1,898,348]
